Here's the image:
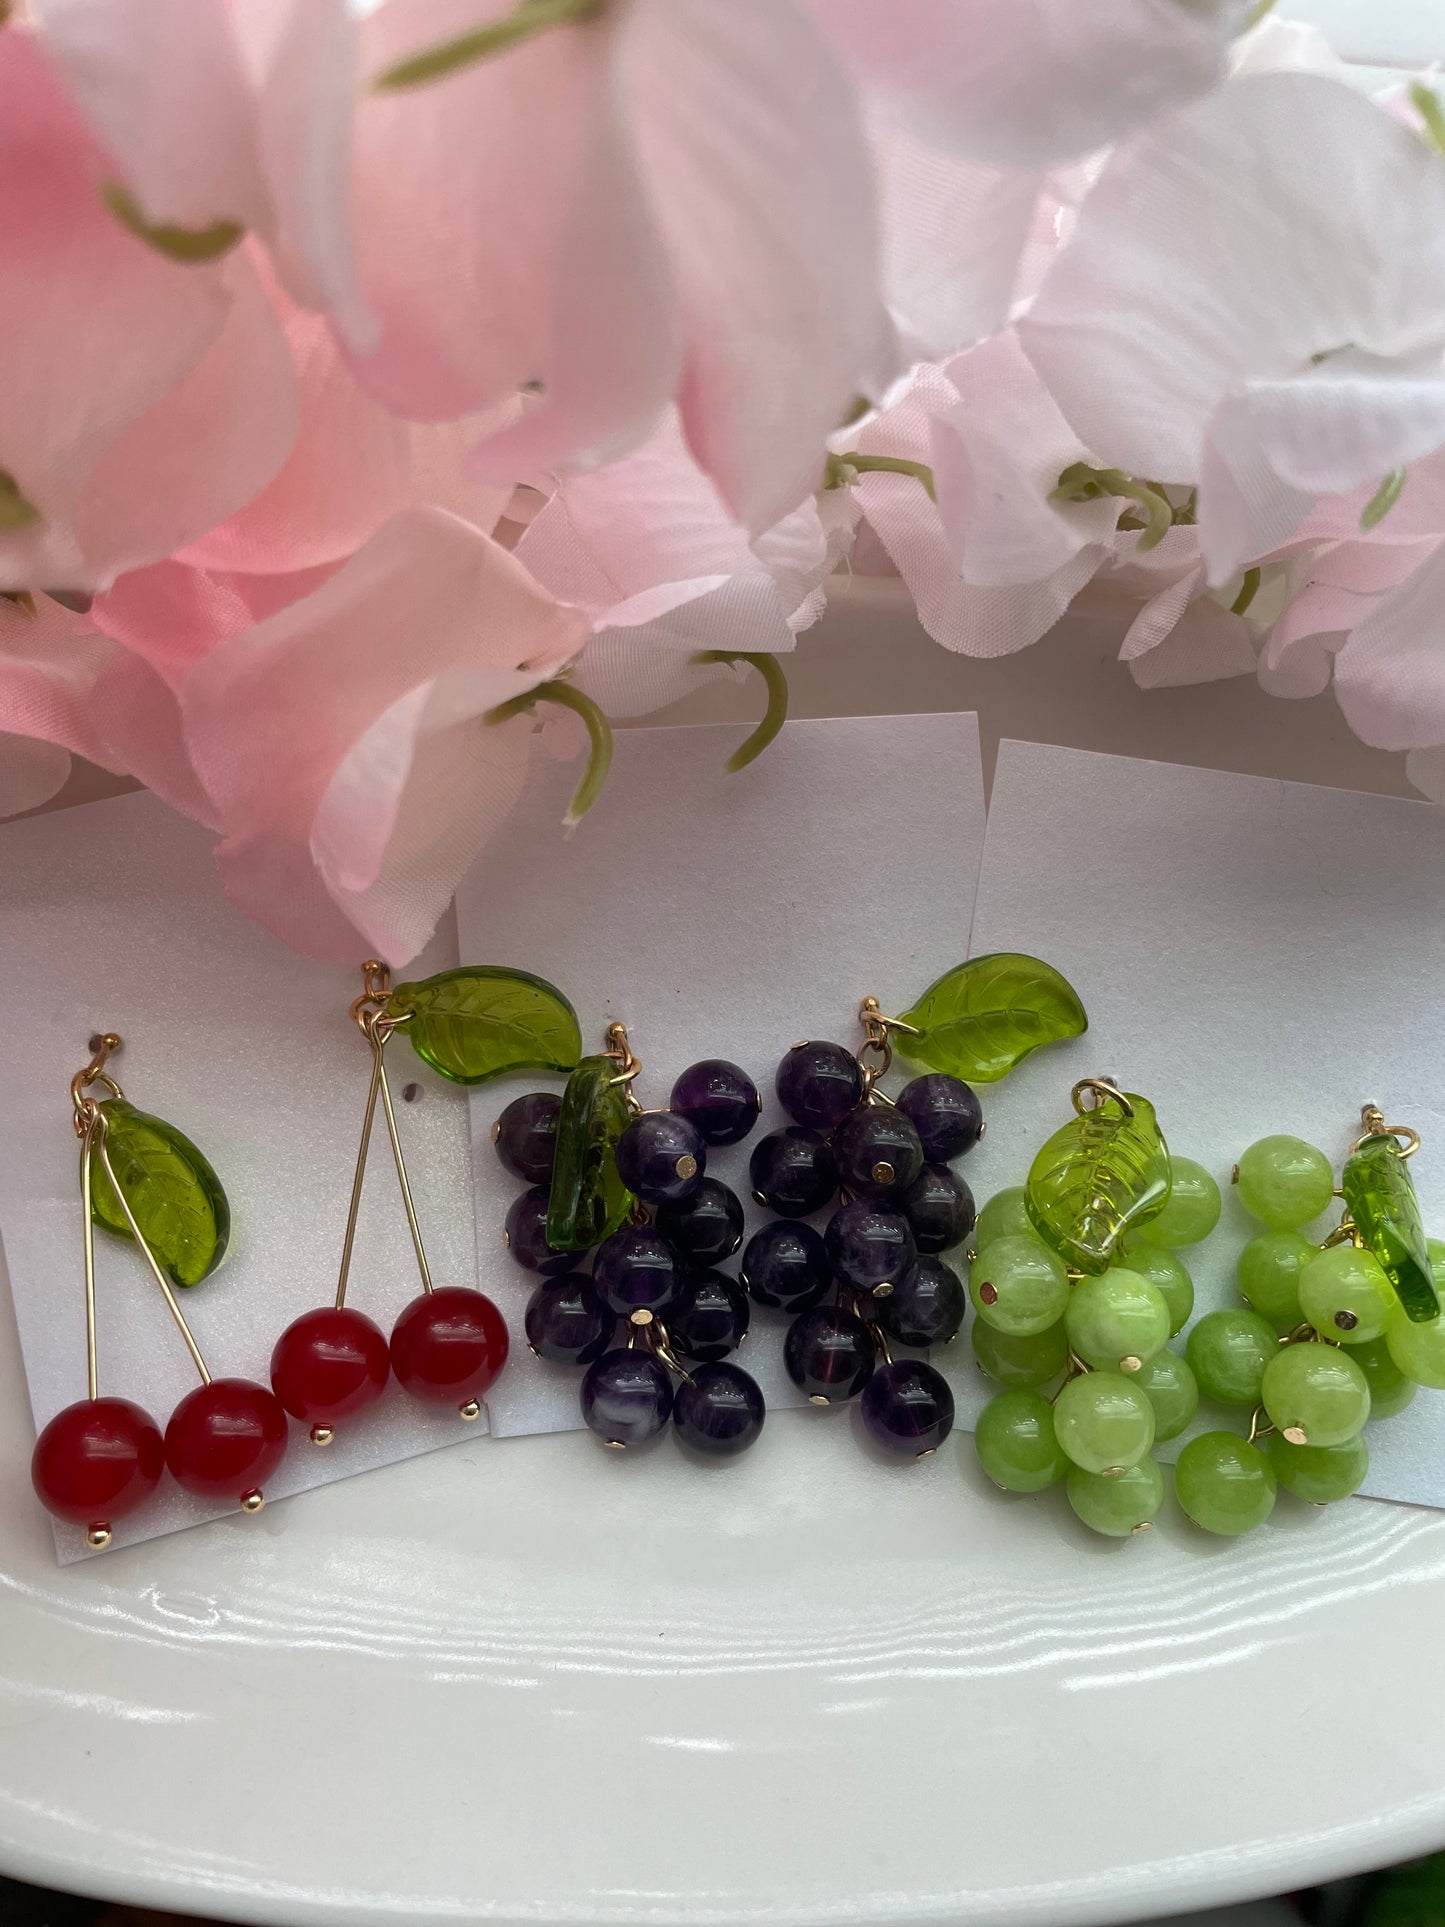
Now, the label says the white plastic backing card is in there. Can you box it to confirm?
[962,740,1445,1509]
[0,791,483,1562]
[455,715,987,1439]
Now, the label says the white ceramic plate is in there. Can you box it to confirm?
[4,1220,1445,1927]
[6,599,1445,1925]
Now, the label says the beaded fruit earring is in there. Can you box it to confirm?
[270,961,526,1441]
[496,1025,768,1456]
[971,1075,1220,1533]
[32,1034,287,1546]
[1172,1105,1445,1534]
[743,953,1089,1458]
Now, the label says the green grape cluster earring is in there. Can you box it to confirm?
[971,1075,1221,1537]
[1175,1105,1444,1533]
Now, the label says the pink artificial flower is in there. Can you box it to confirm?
[342,0,899,535]
[180,508,588,963]
[832,334,1114,655]
[0,27,297,593]
[517,413,842,719]
[1022,73,1445,583]
[805,0,1247,165]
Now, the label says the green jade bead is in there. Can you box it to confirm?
[1067,1457,1165,1537]
[1260,1343,1370,1447]
[1186,1307,1278,1407]
[1175,1431,1277,1535]
[969,1234,1070,1336]
[1133,1348,1199,1441]
[1117,1241,1194,1335]
[1052,1371,1156,1475]
[1236,1231,1314,1331]
[1265,1431,1369,1504]
[1146,1157,1221,1247]
[1065,1268,1170,1373]
[974,1187,1033,1250]
[1351,1336,1417,1418]
[1235,1135,1335,1231]
[974,1390,1067,1492]
[1298,1245,1391,1344]
[971,1318,1069,1391]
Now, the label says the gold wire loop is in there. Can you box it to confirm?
[603,1021,644,1112]
[71,1032,125,1136]
[855,996,920,1086]
[1351,1105,1420,1159]
[1071,1077,1134,1120]
[336,966,433,1311]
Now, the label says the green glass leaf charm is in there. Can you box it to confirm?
[1342,1133,1439,1323]
[386,965,582,1086]
[1026,1086,1170,1275]
[895,953,1088,1084]
[546,1056,634,1252]
[89,1099,230,1287]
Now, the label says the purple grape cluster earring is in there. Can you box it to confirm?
[497,1026,768,1456]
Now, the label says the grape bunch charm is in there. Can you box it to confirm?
[747,953,1089,1458]
[1175,1106,1445,1532]
[496,1026,768,1456]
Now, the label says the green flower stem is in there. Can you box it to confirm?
[693,651,790,772]
[1230,567,1262,617]
[374,0,604,89]
[101,183,243,264]
[1051,462,1173,550]
[1410,82,1445,157]
[485,679,613,827]
[1362,467,1407,530]
[823,451,936,502]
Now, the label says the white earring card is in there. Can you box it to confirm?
[454,714,988,1438]
[960,740,1445,1508]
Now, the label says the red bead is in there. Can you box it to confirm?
[270,1306,391,1429]
[165,1377,289,1503]
[390,1286,509,1408]
[31,1397,164,1530]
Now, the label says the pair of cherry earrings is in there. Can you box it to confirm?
[31,963,510,1548]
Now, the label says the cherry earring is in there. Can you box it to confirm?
[32,1033,286,1547]
[270,961,511,1440]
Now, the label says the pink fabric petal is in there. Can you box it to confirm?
[91,561,255,689]
[569,577,798,720]
[34,0,266,230]
[0,589,210,821]
[517,414,758,615]
[183,506,588,960]
[1119,563,1205,662]
[1022,74,1445,481]
[875,126,1041,358]
[1334,545,1445,749]
[806,0,1244,165]
[0,32,232,590]
[75,248,298,583]
[930,331,1117,588]
[352,0,677,477]
[622,0,897,533]
[236,0,374,351]
[1127,593,1258,688]
[1197,390,1317,585]
[1405,746,1445,802]
[0,734,72,817]
[1265,539,1437,670]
